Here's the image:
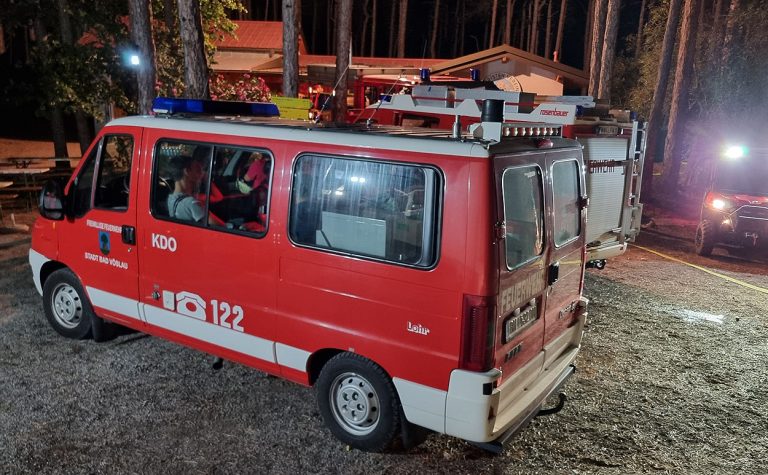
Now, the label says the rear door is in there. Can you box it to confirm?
[493,152,549,378]
[544,152,587,344]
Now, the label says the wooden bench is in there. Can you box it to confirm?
[0,193,20,221]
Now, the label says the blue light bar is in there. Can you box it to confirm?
[152,97,280,117]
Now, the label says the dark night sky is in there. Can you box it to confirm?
[240,0,647,71]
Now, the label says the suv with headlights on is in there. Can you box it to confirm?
[695,144,768,257]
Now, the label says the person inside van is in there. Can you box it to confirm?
[167,154,225,226]
[236,152,269,195]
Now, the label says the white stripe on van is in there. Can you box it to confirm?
[87,286,141,320]
[83,286,310,370]
[143,304,276,363]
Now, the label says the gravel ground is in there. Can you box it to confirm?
[1,209,767,474]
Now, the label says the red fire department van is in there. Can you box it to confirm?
[30,97,588,453]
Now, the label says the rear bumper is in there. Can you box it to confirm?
[444,299,587,444]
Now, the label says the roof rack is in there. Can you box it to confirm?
[372,84,593,126]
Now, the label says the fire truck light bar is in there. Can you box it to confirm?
[152,97,280,117]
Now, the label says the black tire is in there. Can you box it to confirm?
[316,352,402,452]
[695,220,716,256]
[42,268,95,340]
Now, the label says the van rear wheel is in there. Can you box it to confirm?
[43,268,94,340]
[316,353,401,452]
[695,220,716,256]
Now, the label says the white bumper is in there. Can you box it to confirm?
[28,249,50,296]
[394,302,587,444]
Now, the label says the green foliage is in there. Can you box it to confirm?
[612,0,675,118]
[1,0,246,119]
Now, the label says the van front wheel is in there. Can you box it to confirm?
[316,353,401,452]
[43,268,94,340]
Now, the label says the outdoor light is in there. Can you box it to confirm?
[129,54,140,66]
[723,144,746,160]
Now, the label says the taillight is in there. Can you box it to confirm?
[459,294,496,372]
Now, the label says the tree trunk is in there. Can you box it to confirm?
[583,0,594,75]
[360,0,369,56]
[709,0,725,61]
[370,0,378,55]
[333,0,352,122]
[127,0,158,113]
[721,0,741,65]
[489,0,499,48]
[641,0,683,198]
[50,108,69,158]
[504,0,512,44]
[596,0,620,102]
[57,0,92,151]
[311,1,318,53]
[430,0,440,57]
[397,0,408,57]
[459,0,465,56]
[634,0,646,58]
[554,0,567,60]
[177,0,209,99]
[389,0,396,56]
[529,0,541,54]
[545,0,553,59]
[588,0,608,97]
[282,0,299,97]
[660,0,702,195]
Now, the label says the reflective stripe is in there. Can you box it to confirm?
[143,304,275,362]
[87,286,142,321]
[80,286,310,371]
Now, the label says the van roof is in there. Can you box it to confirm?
[109,115,579,158]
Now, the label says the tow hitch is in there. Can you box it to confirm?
[537,393,567,417]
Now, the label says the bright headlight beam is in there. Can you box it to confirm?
[723,145,746,159]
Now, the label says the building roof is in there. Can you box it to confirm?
[215,20,307,55]
[428,44,588,92]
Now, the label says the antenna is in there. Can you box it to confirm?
[316,60,352,123]
[353,73,407,127]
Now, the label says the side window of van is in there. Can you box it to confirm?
[94,135,134,210]
[502,166,545,269]
[289,155,440,267]
[552,160,581,246]
[72,134,133,217]
[152,140,271,236]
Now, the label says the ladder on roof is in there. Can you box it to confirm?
[622,119,648,242]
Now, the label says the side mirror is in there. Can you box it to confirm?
[38,179,66,221]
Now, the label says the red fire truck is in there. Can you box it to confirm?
[30,97,588,453]
[357,80,647,268]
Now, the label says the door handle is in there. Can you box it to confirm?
[548,261,560,285]
[122,225,136,245]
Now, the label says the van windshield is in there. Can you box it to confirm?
[714,159,768,195]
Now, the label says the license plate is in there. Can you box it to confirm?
[597,125,619,135]
[504,301,538,343]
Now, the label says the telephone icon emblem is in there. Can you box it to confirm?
[175,291,206,320]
